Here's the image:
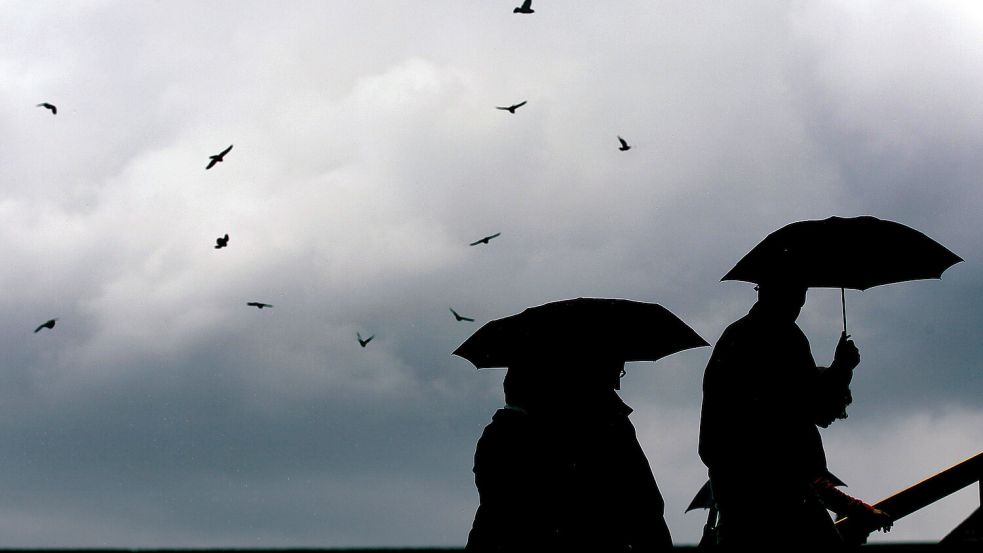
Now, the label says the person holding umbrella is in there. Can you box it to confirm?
[455,298,708,552]
[700,216,960,545]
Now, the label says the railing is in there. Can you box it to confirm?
[835,451,982,544]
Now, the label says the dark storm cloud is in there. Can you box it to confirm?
[1,0,980,547]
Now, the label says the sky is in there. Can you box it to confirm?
[1,0,982,547]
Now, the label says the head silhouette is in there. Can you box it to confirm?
[504,353,624,414]
[755,280,808,322]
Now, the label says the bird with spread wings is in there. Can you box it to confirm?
[206,144,233,170]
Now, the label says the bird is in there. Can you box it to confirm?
[618,136,632,151]
[247,302,273,309]
[357,332,375,348]
[34,318,58,333]
[470,232,501,246]
[496,101,527,114]
[450,308,475,322]
[215,234,229,249]
[37,103,57,115]
[514,0,534,14]
[206,144,233,170]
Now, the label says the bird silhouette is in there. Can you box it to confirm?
[450,308,475,322]
[247,302,273,309]
[618,136,632,151]
[206,144,233,170]
[215,234,229,249]
[514,0,534,14]
[496,101,527,114]
[37,103,57,115]
[470,232,501,246]
[34,318,58,333]
[357,332,375,347]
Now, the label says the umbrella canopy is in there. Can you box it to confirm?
[722,216,962,290]
[453,297,708,369]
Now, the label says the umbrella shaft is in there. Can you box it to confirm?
[841,288,847,333]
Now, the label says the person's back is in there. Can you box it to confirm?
[699,306,826,500]
[466,361,672,552]
[699,286,840,545]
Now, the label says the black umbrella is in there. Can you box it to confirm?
[452,297,708,369]
[722,216,962,331]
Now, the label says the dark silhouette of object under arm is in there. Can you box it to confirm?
[496,101,526,114]
[206,144,233,169]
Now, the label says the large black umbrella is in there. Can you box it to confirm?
[453,297,708,369]
[722,216,962,330]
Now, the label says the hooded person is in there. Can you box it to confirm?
[464,350,673,552]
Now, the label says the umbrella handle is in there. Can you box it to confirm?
[841,287,847,334]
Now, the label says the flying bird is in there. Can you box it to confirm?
[37,103,57,115]
[618,136,632,151]
[34,318,58,333]
[496,101,527,114]
[470,232,501,246]
[206,144,233,170]
[247,302,273,309]
[357,332,375,348]
[514,0,534,14]
[215,234,229,249]
[450,308,475,322]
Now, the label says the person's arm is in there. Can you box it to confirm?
[812,475,892,533]
[812,333,859,426]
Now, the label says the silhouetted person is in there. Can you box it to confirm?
[206,144,233,169]
[699,280,890,545]
[37,102,57,114]
[496,101,527,114]
[466,354,672,552]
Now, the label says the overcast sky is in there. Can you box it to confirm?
[2,1,982,547]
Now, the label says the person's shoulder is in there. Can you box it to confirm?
[714,312,759,347]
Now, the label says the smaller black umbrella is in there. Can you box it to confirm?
[722,216,962,331]
[453,297,708,369]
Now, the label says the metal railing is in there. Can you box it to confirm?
[835,451,982,544]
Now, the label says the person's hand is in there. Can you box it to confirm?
[870,508,893,533]
[855,506,893,533]
[833,331,860,372]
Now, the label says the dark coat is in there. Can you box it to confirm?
[698,303,842,545]
[466,393,672,552]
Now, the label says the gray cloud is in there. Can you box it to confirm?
[0,1,980,547]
